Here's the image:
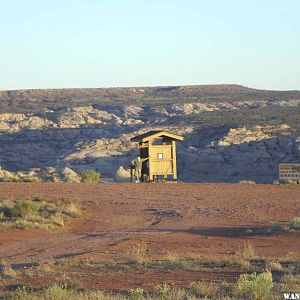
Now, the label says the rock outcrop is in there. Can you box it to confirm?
[0,89,299,184]
[62,167,81,183]
[0,100,299,134]
[0,166,81,183]
[115,166,131,182]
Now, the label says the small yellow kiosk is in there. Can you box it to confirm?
[130,130,184,182]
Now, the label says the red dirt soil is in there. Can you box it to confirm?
[0,183,299,290]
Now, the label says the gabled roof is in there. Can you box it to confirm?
[131,130,184,142]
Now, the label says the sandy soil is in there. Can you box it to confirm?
[0,182,299,290]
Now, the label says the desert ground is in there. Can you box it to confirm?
[0,182,299,295]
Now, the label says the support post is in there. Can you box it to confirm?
[172,140,177,181]
[148,139,153,181]
[130,165,134,183]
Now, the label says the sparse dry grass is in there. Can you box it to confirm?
[241,241,256,259]
[222,241,255,270]
[1,257,299,300]
[0,197,82,232]
[164,251,181,262]
[62,202,82,218]
[13,285,107,300]
[38,260,56,276]
[0,260,18,279]
[56,257,97,268]
[190,281,217,298]
[1,242,299,299]
[130,244,151,265]
[225,254,252,269]
[266,260,283,272]
[0,174,40,183]
[280,274,300,293]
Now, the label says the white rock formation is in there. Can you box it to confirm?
[115,166,131,182]
[62,167,81,183]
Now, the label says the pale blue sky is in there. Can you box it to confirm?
[1,0,299,90]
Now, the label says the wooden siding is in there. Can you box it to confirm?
[133,131,183,181]
[279,163,300,181]
[150,145,173,176]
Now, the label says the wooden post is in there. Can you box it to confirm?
[172,140,177,181]
[130,165,134,183]
[148,139,153,181]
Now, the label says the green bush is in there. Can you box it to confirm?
[44,284,74,300]
[0,200,14,218]
[290,217,300,229]
[81,170,101,183]
[284,179,298,185]
[237,272,273,300]
[129,288,144,300]
[0,197,81,232]
[0,199,41,218]
[154,283,171,299]
[11,200,41,218]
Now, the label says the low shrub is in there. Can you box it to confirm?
[61,202,81,218]
[167,288,187,300]
[281,274,300,293]
[237,272,273,300]
[44,284,75,300]
[13,286,34,300]
[225,254,251,269]
[129,288,144,300]
[0,174,40,183]
[241,241,256,259]
[266,260,283,271]
[190,281,217,297]
[0,199,41,219]
[14,285,106,300]
[22,176,40,183]
[57,275,82,291]
[284,179,298,185]
[50,214,65,227]
[0,265,17,279]
[38,260,56,276]
[290,217,300,229]
[81,170,101,183]
[131,244,151,265]
[12,200,41,218]
[0,197,82,232]
[217,281,235,298]
[153,283,171,300]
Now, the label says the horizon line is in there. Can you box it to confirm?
[1,83,300,93]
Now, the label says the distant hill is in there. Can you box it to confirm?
[0,84,299,183]
[0,84,300,113]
